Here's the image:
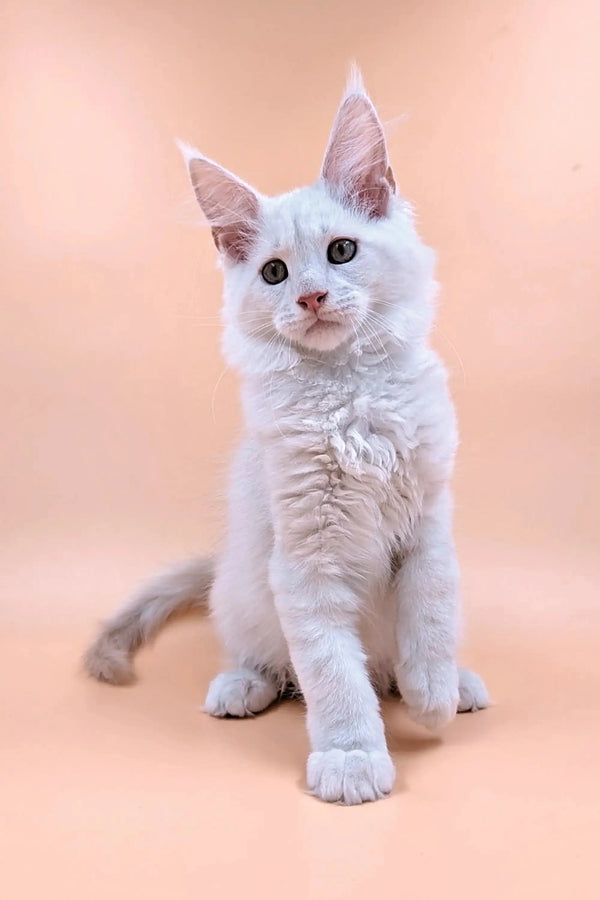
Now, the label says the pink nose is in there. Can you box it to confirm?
[297,291,328,313]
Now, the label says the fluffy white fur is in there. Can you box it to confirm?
[85,70,489,805]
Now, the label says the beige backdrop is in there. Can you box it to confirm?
[2,0,599,897]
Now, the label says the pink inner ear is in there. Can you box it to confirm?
[321,93,393,219]
[210,222,257,262]
[188,157,259,261]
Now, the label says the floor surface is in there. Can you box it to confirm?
[2,546,598,900]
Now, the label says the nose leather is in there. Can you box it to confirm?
[297,291,328,313]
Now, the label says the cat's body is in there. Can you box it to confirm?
[221,341,453,692]
[85,70,489,804]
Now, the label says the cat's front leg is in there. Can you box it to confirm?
[393,487,461,731]
[270,552,395,804]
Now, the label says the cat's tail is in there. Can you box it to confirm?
[83,556,214,685]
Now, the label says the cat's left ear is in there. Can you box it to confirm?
[321,68,395,218]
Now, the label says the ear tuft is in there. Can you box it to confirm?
[177,141,260,261]
[176,138,202,167]
[345,62,367,98]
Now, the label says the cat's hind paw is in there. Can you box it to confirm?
[204,669,278,718]
[307,748,395,805]
[458,667,490,713]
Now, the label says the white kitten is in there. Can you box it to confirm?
[84,69,489,805]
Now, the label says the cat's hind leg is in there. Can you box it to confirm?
[204,668,279,718]
[205,439,290,718]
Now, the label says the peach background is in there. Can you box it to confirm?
[2,0,599,897]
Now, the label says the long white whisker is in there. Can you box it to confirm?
[433,326,467,385]
[211,365,229,424]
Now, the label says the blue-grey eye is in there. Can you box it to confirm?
[327,238,357,265]
[261,259,288,284]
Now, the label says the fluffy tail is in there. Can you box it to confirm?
[83,556,214,685]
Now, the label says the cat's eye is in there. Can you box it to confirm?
[261,258,288,285]
[327,238,357,265]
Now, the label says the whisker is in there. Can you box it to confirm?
[211,365,229,424]
[433,326,467,385]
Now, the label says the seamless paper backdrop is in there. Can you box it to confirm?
[2,1,599,898]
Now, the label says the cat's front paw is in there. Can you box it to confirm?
[397,659,459,731]
[307,749,395,805]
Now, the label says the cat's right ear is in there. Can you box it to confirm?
[178,142,260,262]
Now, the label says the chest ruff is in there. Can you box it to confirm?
[257,373,426,576]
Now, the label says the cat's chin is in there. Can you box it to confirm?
[293,320,350,353]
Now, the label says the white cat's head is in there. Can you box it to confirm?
[181,69,435,371]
